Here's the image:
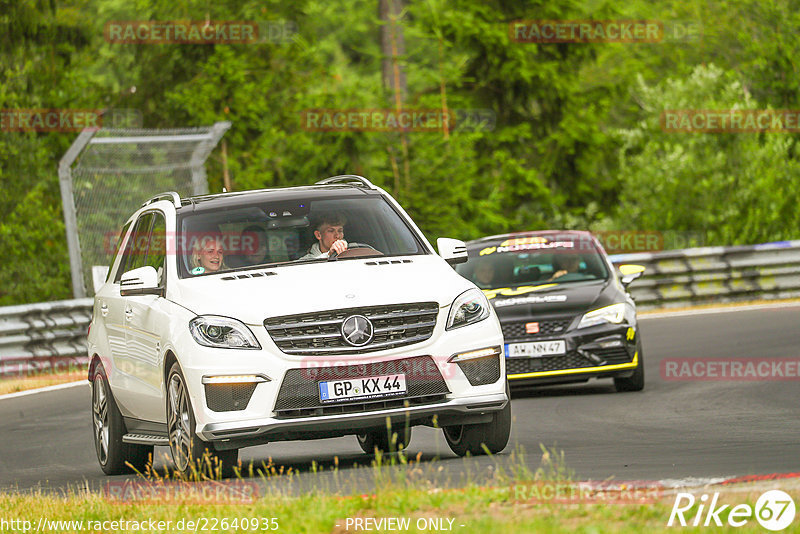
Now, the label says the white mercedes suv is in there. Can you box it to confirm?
[88,175,509,476]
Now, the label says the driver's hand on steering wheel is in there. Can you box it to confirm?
[327,239,348,256]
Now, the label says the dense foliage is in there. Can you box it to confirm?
[2,0,799,304]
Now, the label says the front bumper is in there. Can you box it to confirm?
[174,305,506,444]
[504,321,640,385]
[199,392,507,450]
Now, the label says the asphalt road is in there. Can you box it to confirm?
[2,304,799,494]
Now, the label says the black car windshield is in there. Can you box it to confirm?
[457,235,609,289]
[177,195,424,278]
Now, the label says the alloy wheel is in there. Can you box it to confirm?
[92,375,109,465]
[168,373,193,472]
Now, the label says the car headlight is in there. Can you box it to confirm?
[446,288,490,330]
[577,303,627,329]
[189,316,261,349]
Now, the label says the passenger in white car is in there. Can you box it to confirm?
[190,234,227,273]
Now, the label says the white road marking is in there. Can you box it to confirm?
[640,301,800,320]
[0,380,87,402]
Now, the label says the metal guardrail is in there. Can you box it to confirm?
[1,240,799,375]
[59,122,231,299]
[611,240,800,309]
[0,299,92,377]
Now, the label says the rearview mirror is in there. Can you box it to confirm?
[437,238,468,265]
[120,266,162,296]
[618,264,646,287]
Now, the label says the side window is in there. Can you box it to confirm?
[127,213,155,273]
[106,221,132,282]
[115,213,154,282]
[145,212,167,286]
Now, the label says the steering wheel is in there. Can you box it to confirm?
[328,243,383,260]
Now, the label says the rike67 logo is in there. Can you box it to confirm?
[668,490,796,531]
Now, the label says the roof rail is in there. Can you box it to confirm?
[315,175,376,189]
[141,192,182,209]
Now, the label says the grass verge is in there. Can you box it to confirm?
[2,447,798,533]
[0,367,86,396]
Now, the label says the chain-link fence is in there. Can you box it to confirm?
[58,122,231,297]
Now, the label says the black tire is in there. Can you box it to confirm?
[167,362,239,478]
[614,339,645,392]
[443,383,511,457]
[356,424,412,454]
[91,365,153,475]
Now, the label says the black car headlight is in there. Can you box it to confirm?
[577,303,628,330]
[446,288,490,330]
[189,316,261,349]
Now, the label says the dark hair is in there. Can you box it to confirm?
[311,211,347,230]
[554,253,581,270]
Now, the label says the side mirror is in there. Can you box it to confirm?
[618,264,646,287]
[92,265,110,293]
[120,266,162,296]
[437,238,468,265]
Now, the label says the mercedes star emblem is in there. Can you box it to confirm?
[341,315,374,347]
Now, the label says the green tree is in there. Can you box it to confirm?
[613,64,800,245]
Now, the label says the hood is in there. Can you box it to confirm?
[487,279,621,320]
[170,255,472,324]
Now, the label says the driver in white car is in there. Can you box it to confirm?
[299,212,349,260]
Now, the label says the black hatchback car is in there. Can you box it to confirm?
[456,231,646,392]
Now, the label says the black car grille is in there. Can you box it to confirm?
[265,302,439,355]
[204,383,257,412]
[501,318,573,341]
[506,353,594,375]
[273,355,450,418]
[506,346,634,376]
[457,356,502,386]
[586,346,634,365]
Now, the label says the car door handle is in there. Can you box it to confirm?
[124,307,133,319]
[100,303,109,317]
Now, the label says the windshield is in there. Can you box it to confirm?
[176,195,424,277]
[456,235,609,289]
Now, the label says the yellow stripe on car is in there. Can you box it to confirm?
[482,283,558,300]
[508,352,639,380]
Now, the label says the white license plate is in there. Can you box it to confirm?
[506,340,566,358]
[319,374,407,403]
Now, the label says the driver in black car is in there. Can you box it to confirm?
[548,253,582,281]
[299,211,349,260]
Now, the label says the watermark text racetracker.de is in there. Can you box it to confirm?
[1,108,142,132]
[661,358,800,381]
[104,480,263,504]
[509,20,701,43]
[661,109,800,133]
[300,354,463,382]
[102,230,261,255]
[1,109,101,132]
[511,480,663,504]
[300,109,496,132]
[104,20,297,44]
[0,516,279,532]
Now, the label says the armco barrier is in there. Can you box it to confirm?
[610,240,800,309]
[1,241,799,372]
[0,298,92,378]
